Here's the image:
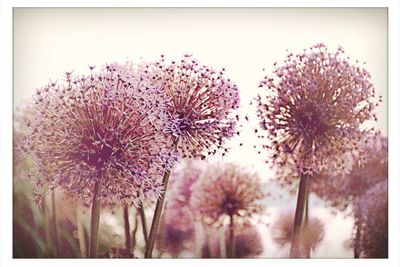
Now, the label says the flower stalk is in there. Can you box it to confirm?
[145,138,179,258]
[89,177,102,258]
[228,214,235,258]
[289,173,310,258]
[123,205,131,253]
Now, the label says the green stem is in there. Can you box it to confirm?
[139,204,148,245]
[144,138,179,258]
[88,177,102,258]
[304,192,310,258]
[228,214,235,258]
[289,172,310,258]
[50,190,59,257]
[123,205,132,253]
[144,169,172,258]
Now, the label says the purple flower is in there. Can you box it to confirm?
[256,44,379,178]
[190,163,265,226]
[24,63,176,207]
[144,55,240,159]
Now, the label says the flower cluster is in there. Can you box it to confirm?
[311,132,387,211]
[190,163,265,226]
[256,43,379,178]
[271,211,325,255]
[23,63,176,207]
[144,54,240,159]
[353,180,388,258]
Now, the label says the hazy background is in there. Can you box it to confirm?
[13,8,387,258]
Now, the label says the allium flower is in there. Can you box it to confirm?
[208,225,263,258]
[353,180,388,258]
[144,54,240,159]
[256,43,379,177]
[311,133,387,211]
[23,63,176,207]
[190,163,264,226]
[271,211,325,256]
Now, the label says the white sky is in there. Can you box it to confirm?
[13,8,387,258]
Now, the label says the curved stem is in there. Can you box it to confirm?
[123,205,131,253]
[88,176,102,258]
[289,172,310,258]
[144,138,179,258]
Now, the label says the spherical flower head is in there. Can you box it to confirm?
[353,180,388,258]
[256,43,379,177]
[144,54,240,159]
[24,62,176,207]
[190,163,265,226]
[271,211,325,254]
[311,132,387,211]
[208,225,263,258]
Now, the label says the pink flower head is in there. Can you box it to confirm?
[144,55,240,159]
[256,44,379,177]
[190,163,264,226]
[23,63,176,207]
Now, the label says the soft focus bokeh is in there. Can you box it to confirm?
[13,8,387,258]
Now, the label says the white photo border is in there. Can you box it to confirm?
[1,1,398,267]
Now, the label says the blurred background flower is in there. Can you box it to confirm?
[271,210,325,257]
